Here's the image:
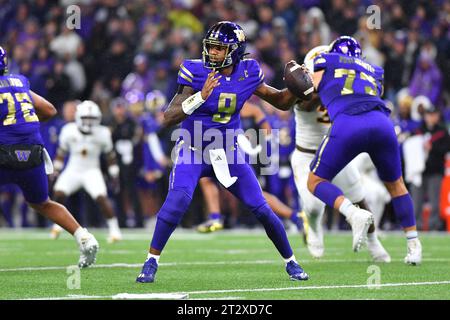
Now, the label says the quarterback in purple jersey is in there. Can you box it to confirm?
[306,36,422,264]
[0,46,99,267]
[136,21,309,283]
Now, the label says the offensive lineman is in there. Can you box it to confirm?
[291,45,390,261]
[0,46,98,267]
[306,36,422,265]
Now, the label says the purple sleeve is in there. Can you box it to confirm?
[17,75,31,90]
[313,53,335,71]
[250,60,265,86]
[177,61,195,87]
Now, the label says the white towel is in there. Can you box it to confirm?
[43,148,54,175]
[209,148,238,188]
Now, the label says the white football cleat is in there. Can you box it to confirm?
[404,238,422,266]
[107,230,123,244]
[304,213,324,259]
[78,233,99,268]
[367,236,391,263]
[50,224,63,240]
[347,208,374,252]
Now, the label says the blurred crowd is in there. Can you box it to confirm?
[0,0,449,231]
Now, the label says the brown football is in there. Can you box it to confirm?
[284,61,314,100]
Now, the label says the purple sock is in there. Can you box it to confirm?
[209,212,222,220]
[150,217,178,252]
[313,181,344,208]
[392,194,416,229]
[289,211,299,224]
[254,203,293,259]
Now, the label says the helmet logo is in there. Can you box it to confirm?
[233,29,245,42]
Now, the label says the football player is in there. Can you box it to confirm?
[0,46,98,267]
[50,100,123,243]
[136,21,309,283]
[291,45,390,261]
[306,36,421,265]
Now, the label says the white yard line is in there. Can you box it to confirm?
[2,257,450,273]
[17,280,450,300]
[0,260,276,272]
[184,280,450,295]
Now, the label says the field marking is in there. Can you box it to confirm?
[184,280,450,295]
[0,229,449,241]
[0,260,275,272]
[112,293,188,300]
[23,295,244,300]
[17,280,450,300]
[2,257,450,273]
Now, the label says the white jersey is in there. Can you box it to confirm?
[59,123,113,170]
[294,104,330,150]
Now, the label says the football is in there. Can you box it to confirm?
[284,61,314,100]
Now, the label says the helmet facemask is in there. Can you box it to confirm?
[202,39,238,69]
[77,116,101,134]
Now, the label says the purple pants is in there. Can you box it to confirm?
[167,144,266,215]
[0,162,48,204]
[310,109,402,182]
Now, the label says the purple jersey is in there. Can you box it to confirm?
[314,53,389,121]
[0,74,42,145]
[177,59,264,147]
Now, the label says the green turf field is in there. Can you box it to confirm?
[0,229,449,300]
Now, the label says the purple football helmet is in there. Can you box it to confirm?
[0,47,8,75]
[124,89,145,115]
[145,90,167,113]
[329,36,362,58]
[202,21,247,69]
